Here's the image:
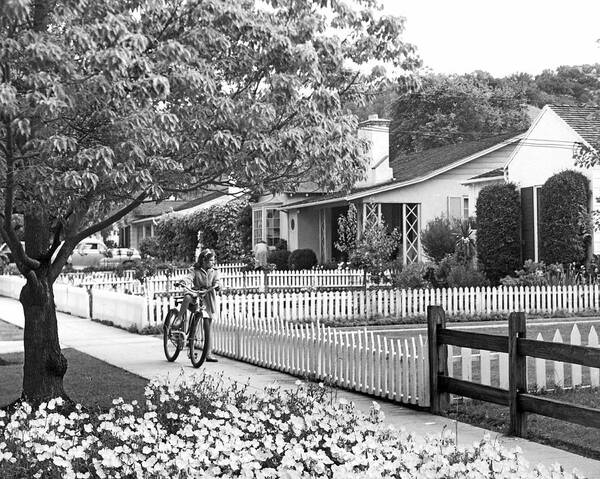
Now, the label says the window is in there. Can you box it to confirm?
[252,208,281,247]
[265,209,280,246]
[253,209,263,246]
[463,197,469,219]
[144,224,152,238]
[447,197,462,220]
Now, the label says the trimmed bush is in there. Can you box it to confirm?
[268,250,291,270]
[539,170,590,265]
[476,183,521,284]
[421,216,456,263]
[288,248,318,270]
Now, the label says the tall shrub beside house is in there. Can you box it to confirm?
[476,183,521,283]
[539,170,590,265]
[155,200,249,262]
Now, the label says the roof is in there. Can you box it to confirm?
[389,132,521,181]
[467,167,504,181]
[549,105,600,146]
[133,201,188,217]
[282,133,521,209]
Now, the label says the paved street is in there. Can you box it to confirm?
[1,296,600,478]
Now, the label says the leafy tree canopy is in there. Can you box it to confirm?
[0,0,419,402]
[0,0,420,281]
[390,72,530,155]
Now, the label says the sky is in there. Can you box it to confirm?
[383,0,600,77]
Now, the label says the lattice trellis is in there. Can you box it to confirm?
[404,203,420,264]
[319,209,327,263]
[364,203,380,230]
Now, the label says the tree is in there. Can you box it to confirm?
[390,73,530,156]
[0,0,418,402]
[334,204,358,261]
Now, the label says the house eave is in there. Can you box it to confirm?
[461,175,505,185]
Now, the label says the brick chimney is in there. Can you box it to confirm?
[356,114,393,187]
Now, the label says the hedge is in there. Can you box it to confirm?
[154,199,250,262]
[539,170,590,265]
[476,183,521,283]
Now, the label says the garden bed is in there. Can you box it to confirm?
[0,374,584,478]
[444,387,600,460]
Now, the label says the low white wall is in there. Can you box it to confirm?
[91,289,148,331]
[0,275,26,299]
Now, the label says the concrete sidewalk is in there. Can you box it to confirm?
[1,296,599,478]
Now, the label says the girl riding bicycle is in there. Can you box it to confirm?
[176,248,221,362]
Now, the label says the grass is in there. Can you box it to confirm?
[0,318,23,341]
[444,388,600,460]
[0,348,147,411]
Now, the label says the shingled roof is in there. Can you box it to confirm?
[389,132,521,181]
[282,133,520,209]
[550,105,600,146]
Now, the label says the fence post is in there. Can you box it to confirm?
[508,311,527,437]
[427,305,448,414]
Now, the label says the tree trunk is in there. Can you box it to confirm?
[20,272,68,403]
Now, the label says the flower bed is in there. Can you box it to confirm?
[0,374,582,478]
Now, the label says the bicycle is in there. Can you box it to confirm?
[162,282,210,368]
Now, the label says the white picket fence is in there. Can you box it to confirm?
[442,323,600,392]
[211,316,429,407]
[148,284,600,326]
[57,268,369,294]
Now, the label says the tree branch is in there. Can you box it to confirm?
[50,191,148,281]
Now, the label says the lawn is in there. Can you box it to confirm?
[444,388,600,460]
[0,348,147,410]
[0,318,23,341]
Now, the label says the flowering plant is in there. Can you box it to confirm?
[0,374,582,478]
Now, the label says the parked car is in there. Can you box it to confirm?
[68,239,141,270]
[99,248,142,268]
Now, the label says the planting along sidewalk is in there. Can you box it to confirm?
[1,296,599,478]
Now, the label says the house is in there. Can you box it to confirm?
[502,104,600,261]
[118,188,239,249]
[252,114,524,264]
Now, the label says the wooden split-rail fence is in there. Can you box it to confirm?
[211,316,430,407]
[428,306,600,436]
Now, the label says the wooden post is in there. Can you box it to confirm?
[427,305,448,413]
[508,312,527,437]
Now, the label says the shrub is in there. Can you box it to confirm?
[476,183,521,284]
[267,250,291,270]
[138,237,162,259]
[539,170,590,265]
[421,216,456,263]
[288,248,318,270]
[394,262,431,289]
[236,204,253,254]
[154,199,249,262]
[446,263,488,288]
[348,219,401,282]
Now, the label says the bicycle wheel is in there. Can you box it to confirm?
[189,313,210,368]
[163,308,183,362]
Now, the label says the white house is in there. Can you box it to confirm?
[252,114,524,264]
[502,104,600,261]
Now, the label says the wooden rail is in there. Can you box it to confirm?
[428,305,600,437]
